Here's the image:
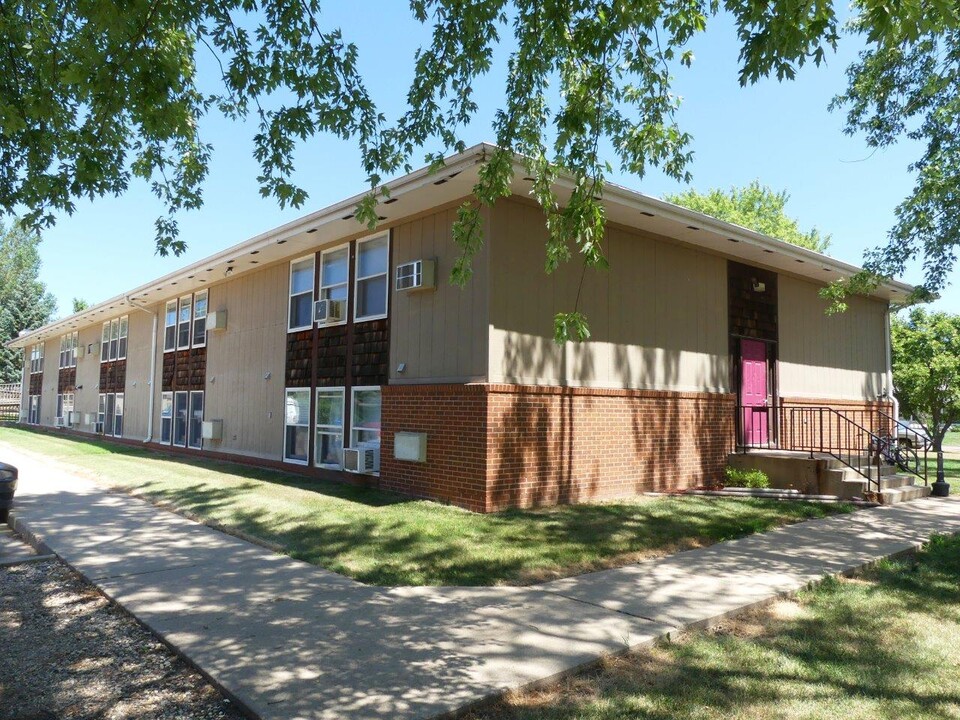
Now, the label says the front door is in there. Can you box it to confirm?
[740,339,769,445]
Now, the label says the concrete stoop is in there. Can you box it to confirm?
[729,451,932,504]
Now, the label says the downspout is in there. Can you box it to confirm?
[127,296,158,443]
[885,304,899,423]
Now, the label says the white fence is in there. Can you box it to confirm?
[0,382,20,420]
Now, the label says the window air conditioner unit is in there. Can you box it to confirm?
[314,299,344,325]
[55,417,67,428]
[206,311,228,331]
[68,411,80,426]
[84,413,96,425]
[343,446,380,474]
[395,259,436,292]
[201,419,223,440]
[94,421,104,434]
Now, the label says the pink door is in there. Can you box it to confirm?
[740,339,769,445]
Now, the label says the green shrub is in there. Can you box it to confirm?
[724,466,771,489]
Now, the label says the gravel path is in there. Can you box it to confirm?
[0,558,248,720]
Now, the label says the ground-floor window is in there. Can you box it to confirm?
[315,387,344,469]
[188,391,204,450]
[98,393,124,437]
[28,395,40,424]
[173,391,188,447]
[284,388,310,465]
[350,387,382,448]
[160,392,173,443]
[56,392,74,424]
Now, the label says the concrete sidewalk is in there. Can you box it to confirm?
[5,444,960,720]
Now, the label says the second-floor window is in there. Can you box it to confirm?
[100,316,128,362]
[355,234,389,321]
[164,300,177,351]
[289,256,315,331]
[59,332,78,369]
[165,291,207,352]
[29,344,44,374]
[177,295,192,350]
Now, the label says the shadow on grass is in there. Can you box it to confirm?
[2,425,854,586]
[468,534,960,720]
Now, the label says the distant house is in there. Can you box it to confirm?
[8,144,911,511]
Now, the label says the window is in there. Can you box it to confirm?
[319,245,349,322]
[160,392,173,444]
[173,391,188,447]
[177,296,192,350]
[105,393,115,436]
[164,300,177,352]
[351,387,382,448]
[315,388,344,469]
[355,234,389,321]
[28,395,40,424]
[289,256,315,331]
[98,393,105,430]
[97,392,123,437]
[192,290,208,347]
[29,344,44,374]
[59,332,78,369]
[56,392,74,423]
[188,391,204,449]
[284,388,310,464]
[101,317,128,362]
[118,316,128,359]
[114,393,124,437]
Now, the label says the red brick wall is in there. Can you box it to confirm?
[380,384,489,512]
[381,383,736,512]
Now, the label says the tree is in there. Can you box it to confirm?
[0,1,952,340]
[0,221,57,383]
[72,298,89,313]
[891,308,960,491]
[665,182,830,253]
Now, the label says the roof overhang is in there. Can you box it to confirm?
[8,142,912,349]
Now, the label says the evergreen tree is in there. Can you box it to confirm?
[0,221,56,383]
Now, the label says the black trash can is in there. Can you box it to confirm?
[0,462,18,524]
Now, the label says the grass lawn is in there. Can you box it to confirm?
[924,455,960,494]
[0,426,852,586]
[468,533,960,720]
[943,429,960,447]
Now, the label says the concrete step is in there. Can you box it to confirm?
[877,484,932,505]
[878,473,917,490]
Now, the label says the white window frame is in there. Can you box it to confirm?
[354,232,390,323]
[164,300,177,352]
[30,344,44,374]
[192,289,208,348]
[118,316,128,360]
[318,244,349,327]
[283,387,311,465]
[349,385,382,449]
[56,392,74,423]
[288,255,316,333]
[98,393,106,430]
[160,391,173,444]
[188,390,204,450]
[28,395,40,424]
[101,322,110,362]
[177,295,192,351]
[59,332,78,369]
[113,392,124,437]
[314,387,345,470]
[173,390,189,447]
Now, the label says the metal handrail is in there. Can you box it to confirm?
[737,403,887,494]
[872,409,930,485]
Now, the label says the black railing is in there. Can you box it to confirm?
[736,403,887,493]
[873,409,930,485]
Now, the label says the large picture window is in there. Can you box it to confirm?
[315,388,344,469]
[100,317,128,363]
[284,388,310,464]
[350,387,382,448]
[355,234,389,321]
[59,332,78,369]
[164,300,177,352]
[288,257,315,331]
[160,392,173,444]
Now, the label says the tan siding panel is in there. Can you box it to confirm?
[778,275,887,400]
[123,309,154,440]
[488,198,730,392]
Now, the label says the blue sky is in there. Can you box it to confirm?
[36,3,956,317]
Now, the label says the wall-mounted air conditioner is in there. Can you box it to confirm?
[314,299,344,325]
[84,413,96,425]
[201,419,223,440]
[55,417,67,428]
[206,311,228,331]
[395,259,436,292]
[343,446,380,474]
[68,411,80,426]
